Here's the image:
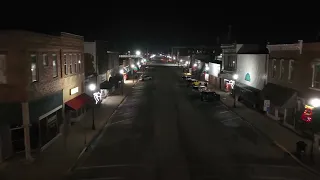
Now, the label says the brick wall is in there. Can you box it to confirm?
[0,30,84,102]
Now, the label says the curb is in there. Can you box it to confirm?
[68,82,138,172]
[219,99,320,177]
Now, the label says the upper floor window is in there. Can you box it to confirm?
[0,54,7,84]
[280,59,284,79]
[69,54,73,74]
[289,60,295,81]
[78,54,81,72]
[312,63,320,89]
[52,54,58,77]
[43,54,49,66]
[225,55,236,71]
[31,54,38,82]
[272,59,277,78]
[73,54,77,73]
[63,54,67,75]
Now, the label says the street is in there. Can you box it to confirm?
[70,64,319,180]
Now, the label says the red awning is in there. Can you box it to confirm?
[65,94,93,110]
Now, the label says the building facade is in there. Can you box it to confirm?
[84,41,120,98]
[265,41,320,127]
[0,31,85,162]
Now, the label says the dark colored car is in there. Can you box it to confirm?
[200,91,220,101]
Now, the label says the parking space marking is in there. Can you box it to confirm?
[219,111,229,114]
[220,117,241,123]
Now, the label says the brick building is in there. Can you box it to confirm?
[265,41,320,127]
[0,31,86,162]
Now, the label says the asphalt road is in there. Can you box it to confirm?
[70,64,319,180]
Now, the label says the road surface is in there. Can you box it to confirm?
[70,64,319,180]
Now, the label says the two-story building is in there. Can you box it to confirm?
[219,44,268,107]
[0,31,87,162]
[265,41,320,127]
[84,41,120,98]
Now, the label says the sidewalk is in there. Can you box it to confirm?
[208,85,320,174]
[0,80,137,180]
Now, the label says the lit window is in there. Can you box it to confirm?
[69,54,73,74]
[43,54,49,66]
[272,59,276,78]
[78,54,81,72]
[280,59,284,79]
[0,54,6,84]
[31,54,38,82]
[64,54,67,75]
[289,60,294,81]
[312,64,320,88]
[52,54,58,77]
[74,54,77,73]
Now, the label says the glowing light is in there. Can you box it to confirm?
[93,92,101,104]
[193,63,197,67]
[88,84,96,91]
[136,50,141,56]
[233,74,238,80]
[131,64,135,68]
[119,69,124,74]
[309,98,320,108]
[205,66,209,71]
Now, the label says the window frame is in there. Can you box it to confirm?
[31,54,38,82]
[52,54,58,78]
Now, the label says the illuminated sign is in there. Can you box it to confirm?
[70,87,79,95]
[93,92,102,104]
[245,73,251,82]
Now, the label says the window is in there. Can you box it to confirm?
[280,59,284,79]
[74,54,77,73]
[69,54,73,74]
[289,60,294,81]
[43,54,49,66]
[0,54,6,84]
[78,54,81,72]
[52,54,58,77]
[313,64,320,88]
[31,54,38,82]
[272,59,276,78]
[63,54,67,75]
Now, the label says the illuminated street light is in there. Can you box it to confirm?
[180,59,183,62]
[309,98,320,108]
[233,74,239,80]
[136,50,141,56]
[88,84,96,91]
[119,69,124,74]
[193,63,197,67]
[205,66,209,71]
[131,64,135,68]
[137,62,140,66]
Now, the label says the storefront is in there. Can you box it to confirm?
[29,90,63,150]
[65,93,93,123]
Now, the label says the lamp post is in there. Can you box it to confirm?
[119,69,124,95]
[233,74,238,108]
[88,83,96,130]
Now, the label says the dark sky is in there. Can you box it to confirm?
[1,7,319,52]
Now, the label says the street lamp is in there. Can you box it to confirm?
[119,69,124,74]
[136,50,141,56]
[233,74,238,108]
[88,83,96,130]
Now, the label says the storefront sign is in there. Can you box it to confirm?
[70,87,79,95]
[245,73,251,82]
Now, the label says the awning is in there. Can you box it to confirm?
[65,94,93,110]
[261,83,297,108]
[100,81,114,89]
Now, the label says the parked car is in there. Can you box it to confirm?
[140,75,152,81]
[200,91,220,101]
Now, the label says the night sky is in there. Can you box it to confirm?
[1,7,319,52]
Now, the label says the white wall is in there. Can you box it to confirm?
[84,42,97,72]
[236,54,267,90]
[209,62,221,77]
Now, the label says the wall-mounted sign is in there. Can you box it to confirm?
[70,87,79,95]
[245,73,251,82]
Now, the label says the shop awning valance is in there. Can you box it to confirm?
[65,94,93,110]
